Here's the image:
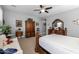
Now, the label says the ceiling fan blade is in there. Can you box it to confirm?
[39,11,41,14]
[45,7,52,10]
[33,9,40,11]
[40,5,44,8]
[45,11,49,13]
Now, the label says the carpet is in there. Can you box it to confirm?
[18,37,37,54]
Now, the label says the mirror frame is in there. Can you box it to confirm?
[52,19,64,28]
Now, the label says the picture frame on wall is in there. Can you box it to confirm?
[16,20,22,27]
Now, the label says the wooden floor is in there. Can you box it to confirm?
[18,37,37,54]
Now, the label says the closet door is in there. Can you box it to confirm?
[25,18,35,38]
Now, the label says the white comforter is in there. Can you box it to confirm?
[39,34,79,54]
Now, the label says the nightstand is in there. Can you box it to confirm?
[16,31,23,37]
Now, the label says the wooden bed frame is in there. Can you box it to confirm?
[35,32,49,54]
[35,28,67,54]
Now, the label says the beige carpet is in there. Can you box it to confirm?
[18,37,36,54]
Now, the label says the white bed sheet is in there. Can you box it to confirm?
[39,34,79,54]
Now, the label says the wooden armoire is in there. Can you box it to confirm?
[25,18,35,38]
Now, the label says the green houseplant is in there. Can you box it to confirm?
[0,25,11,37]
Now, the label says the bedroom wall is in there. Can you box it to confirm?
[0,6,3,26]
[3,10,42,37]
[46,7,79,37]
[0,6,3,34]
[39,18,46,35]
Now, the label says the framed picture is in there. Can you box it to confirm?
[16,20,22,27]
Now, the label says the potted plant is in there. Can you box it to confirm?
[0,25,11,37]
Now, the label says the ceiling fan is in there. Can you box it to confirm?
[33,5,52,14]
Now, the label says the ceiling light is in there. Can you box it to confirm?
[41,9,45,12]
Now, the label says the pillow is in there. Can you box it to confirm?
[4,48,17,54]
[3,38,13,45]
[3,38,8,46]
[0,48,4,54]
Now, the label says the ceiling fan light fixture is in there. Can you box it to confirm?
[33,5,52,14]
[41,9,45,12]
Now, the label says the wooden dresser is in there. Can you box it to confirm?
[48,27,67,35]
[48,29,52,34]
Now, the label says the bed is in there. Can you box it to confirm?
[39,34,79,54]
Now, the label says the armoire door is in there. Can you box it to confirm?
[25,18,35,38]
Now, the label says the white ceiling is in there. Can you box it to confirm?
[2,5,79,18]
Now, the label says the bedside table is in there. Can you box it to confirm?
[16,31,23,37]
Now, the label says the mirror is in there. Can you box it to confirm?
[52,19,64,29]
